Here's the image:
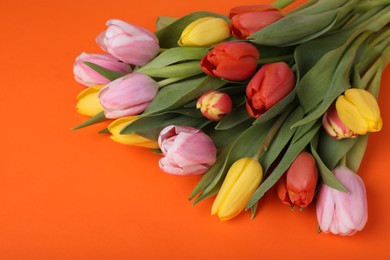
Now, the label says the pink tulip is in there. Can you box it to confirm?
[73,52,132,87]
[98,73,158,119]
[322,104,358,139]
[316,166,368,236]
[97,19,160,66]
[158,125,217,175]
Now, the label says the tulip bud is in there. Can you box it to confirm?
[276,151,318,209]
[73,52,132,87]
[246,62,295,118]
[322,104,358,139]
[196,90,232,121]
[158,125,217,175]
[76,85,104,116]
[108,116,159,149]
[201,42,260,81]
[178,17,230,47]
[335,88,382,135]
[212,158,263,221]
[229,5,284,39]
[316,166,368,236]
[98,73,159,119]
[97,19,160,66]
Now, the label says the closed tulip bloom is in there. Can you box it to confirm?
[98,73,159,119]
[73,52,132,87]
[336,89,382,135]
[316,166,368,236]
[277,151,318,208]
[108,116,159,149]
[246,62,295,118]
[201,42,260,81]
[76,85,104,116]
[158,125,217,175]
[229,5,284,39]
[212,158,263,221]
[322,104,358,139]
[178,17,230,47]
[196,90,232,121]
[97,19,160,66]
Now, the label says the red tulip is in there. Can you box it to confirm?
[246,62,295,118]
[229,5,284,39]
[277,151,318,209]
[200,42,260,81]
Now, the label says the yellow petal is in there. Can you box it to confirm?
[75,85,104,116]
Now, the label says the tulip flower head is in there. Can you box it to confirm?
[196,90,233,121]
[108,116,159,149]
[277,151,318,209]
[200,41,260,81]
[246,62,295,118]
[98,73,159,119]
[229,5,284,39]
[158,125,217,175]
[322,103,358,139]
[316,166,368,236]
[178,17,230,47]
[212,158,263,221]
[73,52,132,87]
[336,88,382,135]
[97,19,160,66]
[76,85,104,116]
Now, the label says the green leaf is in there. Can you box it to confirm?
[215,104,252,130]
[72,111,107,130]
[246,120,321,209]
[346,135,368,173]
[137,61,203,78]
[156,16,178,30]
[155,11,228,48]
[310,140,348,192]
[83,62,126,81]
[143,76,226,115]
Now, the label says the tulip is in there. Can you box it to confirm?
[316,166,368,236]
[75,85,104,116]
[246,62,295,118]
[178,17,230,47]
[336,88,382,135]
[200,42,260,81]
[97,19,160,66]
[276,151,318,208]
[211,158,263,221]
[196,90,232,121]
[73,52,132,87]
[108,116,159,149]
[158,125,217,175]
[322,103,358,139]
[98,73,159,119]
[229,5,284,39]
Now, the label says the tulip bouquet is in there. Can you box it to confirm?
[72,0,390,236]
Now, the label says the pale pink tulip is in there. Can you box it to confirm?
[158,125,217,175]
[316,166,368,236]
[97,19,160,66]
[73,52,132,87]
[98,73,158,118]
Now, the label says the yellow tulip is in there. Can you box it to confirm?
[75,85,104,116]
[211,157,263,221]
[178,17,230,47]
[336,89,382,135]
[108,116,159,149]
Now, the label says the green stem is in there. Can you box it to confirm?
[253,109,290,160]
[355,0,390,11]
[340,155,347,167]
[257,54,294,65]
[157,77,186,88]
[272,0,297,9]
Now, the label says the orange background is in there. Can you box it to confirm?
[1,0,389,259]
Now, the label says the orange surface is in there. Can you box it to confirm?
[1,0,389,259]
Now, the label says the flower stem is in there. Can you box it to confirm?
[257,54,294,65]
[253,109,290,160]
[157,77,186,88]
[272,0,296,9]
